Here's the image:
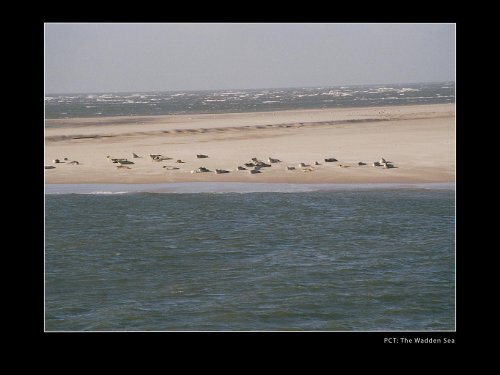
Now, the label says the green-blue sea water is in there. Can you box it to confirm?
[45,188,455,331]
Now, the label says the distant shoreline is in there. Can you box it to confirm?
[45,101,455,128]
[44,100,456,123]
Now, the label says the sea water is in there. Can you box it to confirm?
[45,82,455,120]
[45,187,455,331]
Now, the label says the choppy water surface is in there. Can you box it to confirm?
[45,82,455,119]
[45,189,455,331]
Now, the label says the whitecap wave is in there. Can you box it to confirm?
[87,191,129,195]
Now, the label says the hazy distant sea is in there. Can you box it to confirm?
[45,186,455,331]
[45,82,455,119]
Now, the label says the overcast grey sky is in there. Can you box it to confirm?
[45,23,455,94]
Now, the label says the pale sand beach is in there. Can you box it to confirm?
[45,103,455,184]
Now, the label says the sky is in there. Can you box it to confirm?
[45,23,455,94]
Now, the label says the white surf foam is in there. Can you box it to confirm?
[45,182,455,195]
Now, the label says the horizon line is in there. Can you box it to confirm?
[45,80,455,96]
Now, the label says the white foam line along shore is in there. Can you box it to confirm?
[45,182,455,194]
